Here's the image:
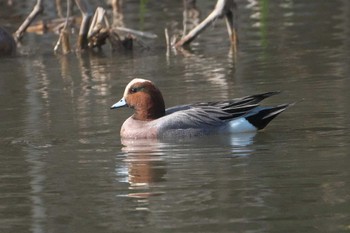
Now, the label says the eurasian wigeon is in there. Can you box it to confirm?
[111,78,292,139]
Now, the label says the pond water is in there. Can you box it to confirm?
[1,0,350,232]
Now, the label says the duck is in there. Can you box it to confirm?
[111,78,292,139]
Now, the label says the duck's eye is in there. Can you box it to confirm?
[130,87,138,93]
[130,87,143,93]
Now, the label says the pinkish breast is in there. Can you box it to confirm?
[120,117,158,139]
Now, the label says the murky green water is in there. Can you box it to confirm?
[1,1,350,232]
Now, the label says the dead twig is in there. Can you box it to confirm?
[115,27,157,39]
[175,0,237,48]
[87,7,110,49]
[75,0,93,50]
[87,7,107,38]
[54,0,72,54]
[14,0,44,42]
[87,6,154,51]
[27,17,79,34]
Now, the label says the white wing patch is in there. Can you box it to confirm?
[228,118,257,133]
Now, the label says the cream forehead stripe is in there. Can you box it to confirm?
[123,78,151,97]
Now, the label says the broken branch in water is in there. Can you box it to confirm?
[54,0,72,54]
[27,17,80,34]
[75,0,93,50]
[14,0,44,42]
[12,1,156,53]
[86,6,155,50]
[114,27,157,39]
[87,7,111,49]
[175,0,237,49]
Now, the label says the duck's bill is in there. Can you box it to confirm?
[110,97,128,109]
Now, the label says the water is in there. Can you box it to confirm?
[1,0,350,232]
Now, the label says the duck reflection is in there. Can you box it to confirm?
[228,132,256,147]
[117,139,167,199]
[189,132,257,157]
[228,132,256,157]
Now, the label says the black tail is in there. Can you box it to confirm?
[246,103,292,130]
[232,91,281,107]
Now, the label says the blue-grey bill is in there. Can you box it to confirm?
[110,97,127,109]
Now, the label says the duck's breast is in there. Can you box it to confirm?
[120,117,158,139]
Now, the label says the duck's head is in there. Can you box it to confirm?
[111,78,166,121]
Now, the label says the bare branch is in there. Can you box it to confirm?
[56,0,72,54]
[75,0,93,49]
[14,0,44,42]
[115,27,157,39]
[88,7,106,38]
[175,0,237,48]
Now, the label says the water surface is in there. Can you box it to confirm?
[1,1,350,232]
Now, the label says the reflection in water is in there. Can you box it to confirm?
[183,55,229,94]
[228,132,256,157]
[116,132,256,190]
[185,132,257,157]
[26,148,46,233]
[115,133,256,215]
[2,1,350,232]
[18,50,118,232]
[58,53,114,143]
[116,139,167,204]
[111,0,124,29]
[182,0,200,35]
[24,57,49,233]
[165,53,235,101]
